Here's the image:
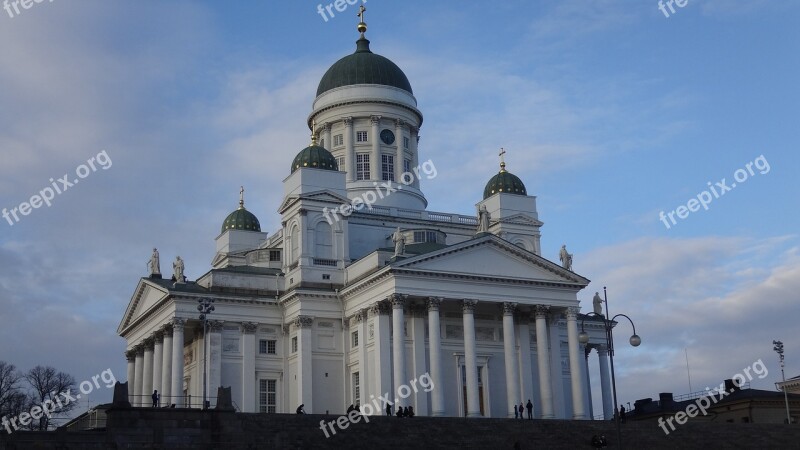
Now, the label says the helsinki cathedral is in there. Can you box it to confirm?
[117,10,616,420]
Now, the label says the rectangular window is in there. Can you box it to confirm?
[269,250,281,262]
[353,372,360,405]
[356,131,368,142]
[356,153,370,181]
[334,134,343,146]
[404,137,409,149]
[404,159,411,174]
[259,339,277,355]
[336,156,345,171]
[259,379,277,413]
[381,155,394,181]
[351,331,359,347]
[291,336,298,353]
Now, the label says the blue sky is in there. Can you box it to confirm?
[0,0,798,416]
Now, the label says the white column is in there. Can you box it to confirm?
[171,318,186,406]
[133,346,144,407]
[372,301,392,412]
[142,339,154,406]
[566,307,586,419]
[395,119,405,181]
[356,310,370,411]
[427,298,445,416]
[391,294,407,408]
[161,325,173,404]
[152,332,164,401]
[410,127,420,189]
[584,345,594,420]
[411,304,428,415]
[370,115,381,180]
[125,350,136,405]
[598,345,613,420]
[295,315,314,413]
[462,299,480,417]
[517,313,534,408]
[502,302,520,417]
[323,122,332,152]
[345,117,354,182]
[207,321,224,407]
[241,322,257,412]
[535,306,554,419]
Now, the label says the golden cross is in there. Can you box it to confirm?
[239,186,245,208]
[358,4,366,22]
[499,148,506,169]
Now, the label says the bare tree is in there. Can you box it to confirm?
[23,366,76,430]
[0,361,24,419]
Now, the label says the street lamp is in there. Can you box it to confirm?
[578,287,640,449]
[773,340,791,424]
[197,298,215,410]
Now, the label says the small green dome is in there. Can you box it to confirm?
[317,37,413,97]
[291,145,339,173]
[222,188,261,233]
[483,168,527,199]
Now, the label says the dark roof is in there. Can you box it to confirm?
[291,145,338,173]
[222,207,261,234]
[483,169,527,199]
[316,37,413,97]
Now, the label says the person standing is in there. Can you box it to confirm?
[526,399,533,419]
[518,403,524,419]
[151,390,159,407]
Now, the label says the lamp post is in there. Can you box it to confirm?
[197,298,215,410]
[579,287,640,449]
[773,340,791,424]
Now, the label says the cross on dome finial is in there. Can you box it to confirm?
[239,186,245,209]
[499,148,507,172]
[357,4,367,35]
[311,120,318,146]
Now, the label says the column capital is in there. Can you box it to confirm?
[427,297,442,311]
[344,117,354,127]
[161,323,173,336]
[370,300,391,316]
[534,305,550,319]
[143,337,155,350]
[410,126,419,135]
[356,309,369,322]
[370,115,382,125]
[390,294,407,309]
[565,306,580,320]
[597,345,609,356]
[322,122,332,132]
[134,344,145,356]
[294,315,314,328]
[125,350,137,361]
[171,317,186,331]
[153,331,164,343]
[462,299,477,313]
[208,320,225,333]
[395,118,405,127]
[241,322,258,334]
[282,324,291,335]
[501,302,517,315]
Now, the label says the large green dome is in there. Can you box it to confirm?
[316,37,413,97]
[291,144,339,173]
[222,207,261,233]
[483,166,527,199]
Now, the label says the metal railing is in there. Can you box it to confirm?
[128,394,218,409]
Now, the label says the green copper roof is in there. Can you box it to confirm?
[222,207,261,233]
[483,169,527,199]
[291,144,339,173]
[316,37,413,97]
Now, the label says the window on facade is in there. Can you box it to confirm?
[334,134,343,146]
[413,231,438,243]
[381,155,395,181]
[315,222,333,259]
[404,159,411,174]
[259,339,276,355]
[404,137,409,149]
[351,331,359,347]
[356,131,368,142]
[290,225,299,263]
[353,372,360,405]
[356,153,370,181]
[291,336,298,353]
[336,156,345,171]
[269,250,281,262]
[259,379,277,413]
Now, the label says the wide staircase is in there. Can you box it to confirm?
[2,409,799,449]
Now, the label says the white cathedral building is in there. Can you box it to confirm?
[117,16,617,420]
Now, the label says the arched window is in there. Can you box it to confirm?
[290,225,300,262]
[315,222,333,259]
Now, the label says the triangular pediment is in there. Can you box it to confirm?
[117,279,170,334]
[278,190,350,213]
[497,213,543,227]
[394,235,588,285]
